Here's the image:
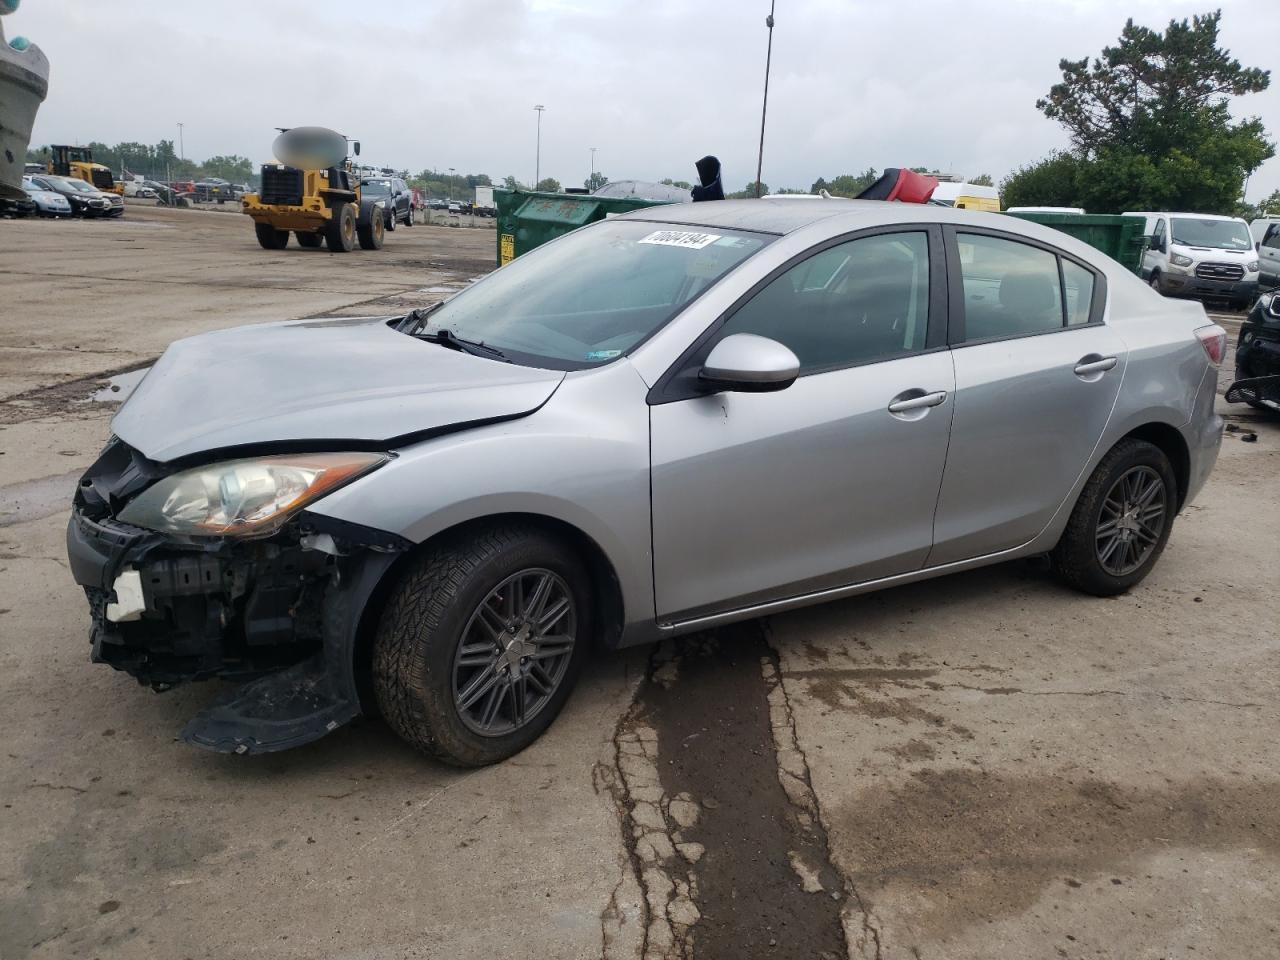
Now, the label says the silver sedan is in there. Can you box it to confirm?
[68,200,1226,765]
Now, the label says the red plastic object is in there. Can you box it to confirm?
[855,168,939,204]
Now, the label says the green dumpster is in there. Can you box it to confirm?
[495,188,676,266]
[1003,211,1148,276]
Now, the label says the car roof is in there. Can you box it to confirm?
[1123,210,1244,222]
[614,197,1032,237]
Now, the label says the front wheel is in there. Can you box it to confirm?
[404,205,414,226]
[1149,273,1162,295]
[373,526,591,766]
[295,231,323,249]
[254,222,290,249]
[1052,439,1177,596]
[357,211,385,250]
[324,203,356,252]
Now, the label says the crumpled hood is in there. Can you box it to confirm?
[112,315,565,463]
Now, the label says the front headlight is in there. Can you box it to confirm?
[117,452,388,537]
[1170,253,1193,267]
[1247,260,1259,273]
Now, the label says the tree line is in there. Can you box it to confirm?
[26,140,253,184]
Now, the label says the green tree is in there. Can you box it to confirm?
[199,154,253,183]
[502,175,523,191]
[584,171,609,192]
[660,178,692,189]
[813,169,879,197]
[969,173,994,186]
[1015,10,1274,213]
[726,182,768,199]
[1000,152,1087,208]
[535,177,561,193]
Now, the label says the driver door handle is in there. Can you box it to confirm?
[1074,356,1118,377]
[887,390,948,414]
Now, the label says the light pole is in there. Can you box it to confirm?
[449,166,456,201]
[590,147,597,185]
[177,122,185,165]
[754,1,776,199]
[534,104,545,188]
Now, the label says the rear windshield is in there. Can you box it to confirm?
[361,179,391,194]
[1171,218,1252,250]
[411,219,772,370]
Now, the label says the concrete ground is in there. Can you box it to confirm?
[0,205,1275,959]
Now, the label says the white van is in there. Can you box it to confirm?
[1125,211,1259,308]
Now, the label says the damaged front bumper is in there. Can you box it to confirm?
[67,440,409,754]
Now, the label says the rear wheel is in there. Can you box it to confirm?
[295,231,322,249]
[373,526,591,767]
[1052,439,1177,596]
[1149,273,1162,294]
[254,222,290,250]
[357,211,385,250]
[324,203,356,252]
[404,204,414,227]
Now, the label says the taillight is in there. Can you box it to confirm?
[1195,324,1226,366]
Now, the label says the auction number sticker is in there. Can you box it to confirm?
[638,230,722,250]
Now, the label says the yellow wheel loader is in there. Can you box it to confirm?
[241,127,384,252]
[47,144,123,194]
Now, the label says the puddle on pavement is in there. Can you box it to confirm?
[84,367,149,404]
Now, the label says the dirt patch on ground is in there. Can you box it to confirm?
[617,627,848,960]
[830,767,1280,944]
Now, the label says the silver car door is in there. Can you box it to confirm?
[929,227,1126,566]
[649,227,955,622]
[1260,223,1280,290]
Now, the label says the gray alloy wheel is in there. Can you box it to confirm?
[1094,465,1168,577]
[452,568,577,736]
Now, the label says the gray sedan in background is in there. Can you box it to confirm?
[67,200,1225,765]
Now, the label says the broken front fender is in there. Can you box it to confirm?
[68,456,410,754]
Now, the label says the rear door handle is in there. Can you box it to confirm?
[887,390,948,414]
[1074,356,1118,377]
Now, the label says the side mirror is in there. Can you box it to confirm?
[700,333,800,393]
[353,141,361,156]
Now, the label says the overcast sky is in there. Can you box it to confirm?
[15,0,1280,201]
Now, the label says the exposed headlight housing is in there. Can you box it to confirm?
[1247,260,1259,273]
[1169,253,1193,267]
[117,452,388,537]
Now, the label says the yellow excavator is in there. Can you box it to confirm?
[46,145,123,194]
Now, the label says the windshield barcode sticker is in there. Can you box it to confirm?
[638,230,722,249]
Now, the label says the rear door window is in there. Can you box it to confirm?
[956,234,1064,341]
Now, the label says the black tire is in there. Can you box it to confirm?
[1149,272,1162,294]
[404,204,414,227]
[357,211,385,250]
[324,202,356,252]
[254,222,290,249]
[385,205,396,231]
[1052,438,1178,597]
[295,231,323,249]
[373,525,592,767]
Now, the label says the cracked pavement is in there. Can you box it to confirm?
[1,207,1278,958]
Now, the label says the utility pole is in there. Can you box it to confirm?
[449,166,456,201]
[177,122,185,165]
[754,1,776,199]
[534,104,545,188]
[590,146,597,183]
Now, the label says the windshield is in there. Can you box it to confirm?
[415,219,772,369]
[1170,217,1252,250]
[361,179,391,195]
[63,179,97,192]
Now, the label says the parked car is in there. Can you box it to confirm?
[1251,218,1280,293]
[122,180,157,199]
[21,175,72,216]
[25,173,118,217]
[359,176,413,229]
[194,178,234,203]
[1231,290,1280,395]
[447,201,461,214]
[68,201,1225,764]
[1,193,38,218]
[1126,211,1259,309]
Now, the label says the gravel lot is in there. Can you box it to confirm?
[1,203,1276,960]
